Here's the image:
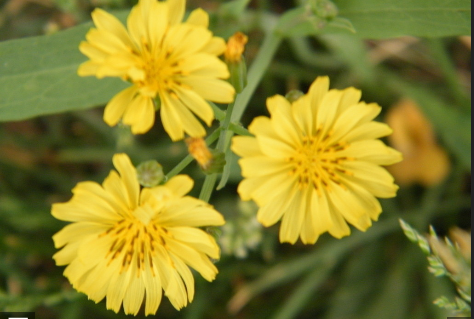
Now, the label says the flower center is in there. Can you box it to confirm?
[101,215,170,275]
[288,130,352,191]
[133,40,184,98]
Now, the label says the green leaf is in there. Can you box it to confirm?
[218,0,251,18]
[0,18,128,122]
[334,0,471,38]
[276,6,355,37]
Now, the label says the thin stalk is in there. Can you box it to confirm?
[198,31,283,201]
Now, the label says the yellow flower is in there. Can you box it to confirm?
[52,153,225,315]
[78,0,235,140]
[385,99,450,186]
[232,77,402,244]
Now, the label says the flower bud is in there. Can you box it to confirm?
[285,90,305,103]
[185,137,226,174]
[136,160,164,187]
[225,32,248,93]
[309,0,338,20]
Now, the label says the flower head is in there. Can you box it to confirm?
[385,99,450,186]
[52,153,225,315]
[232,76,402,244]
[78,0,235,140]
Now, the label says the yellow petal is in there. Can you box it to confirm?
[147,1,168,51]
[165,175,194,197]
[308,76,330,110]
[239,156,290,177]
[103,86,138,126]
[266,94,291,116]
[339,140,403,165]
[92,8,133,48]
[77,60,100,76]
[279,186,308,244]
[112,153,140,208]
[143,257,162,315]
[122,269,145,315]
[85,28,129,54]
[292,94,314,135]
[167,227,220,258]
[344,121,393,142]
[337,86,361,115]
[342,161,399,198]
[160,205,225,228]
[249,116,295,158]
[231,136,262,158]
[161,94,184,141]
[171,254,195,302]
[316,89,342,136]
[166,239,218,282]
[52,222,107,248]
[167,0,185,25]
[180,76,235,103]
[186,8,209,27]
[122,94,155,134]
[174,86,214,125]
[257,184,296,227]
[164,25,211,60]
[180,53,230,78]
[79,41,107,61]
[171,96,207,137]
[201,37,226,55]
[106,267,132,313]
[326,202,351,239]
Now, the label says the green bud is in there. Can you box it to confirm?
[285,90,305,103]
[202,149,226,175]
[136,160,164,187]
[228,57,248,93]
[309,0,338,20]
[225,32,249,93]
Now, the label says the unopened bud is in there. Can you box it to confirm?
[225,32,248,63]
[185,137,226,174]
[310,0,338,20]
[136,160,164,187]
[285,90,305,103]
[225,32,248,93]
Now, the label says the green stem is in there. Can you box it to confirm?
[198,31,283,202]
[199,173,219,202]
[231,32,283,124]
[229,122,252,136]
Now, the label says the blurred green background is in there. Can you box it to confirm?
[0,0,470,318]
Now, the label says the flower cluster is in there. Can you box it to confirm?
[52,0,403,316]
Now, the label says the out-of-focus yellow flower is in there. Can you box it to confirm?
[78,0,235,140]
[52,153,225,315]
[232,76,402,244]
[386,99,450,186]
